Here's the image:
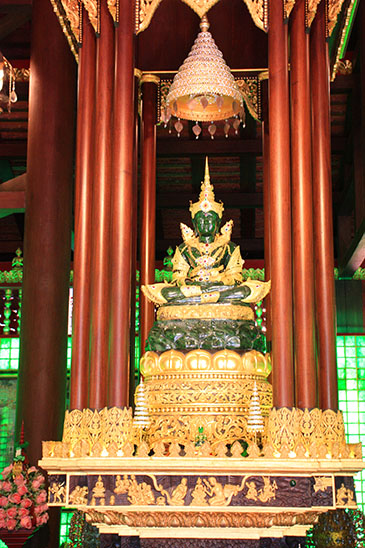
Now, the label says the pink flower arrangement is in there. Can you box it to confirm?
[0,462,49,531]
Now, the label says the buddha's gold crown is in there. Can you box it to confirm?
[189,157,224,219]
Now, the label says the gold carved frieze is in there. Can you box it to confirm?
[306,0,321,27]
[49,0,80,60]
[284,0,295,21]
[137,0,162,33]
[85,508,321,528]
[81,0,99,33]
[242,0,267,32]
[327,0,346,36]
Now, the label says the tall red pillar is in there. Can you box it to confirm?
[290,0,317,408]
[268,0,294,407]
[70,11,96,410]
[311,0,338,410]
[15,0,76,544]
[108,0,136,407]
[89,0,114,408]
[139,76,158,354]
[261,80,271,346]
[15,0,76,467]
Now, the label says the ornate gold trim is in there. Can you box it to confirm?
[107,0,118,22]
[141,73,160,85]
[81,0,98,33]
[85,508,321,528]
[134,68,143,79]
[137,0,162,33]
[328,0,346,36]
[180,0,221,18]
[306,0,321,27]
[140,349,271,376]
[49,0,79,60]
[284,0,296,20]
[156,303,254,321]
[242,0,267,32]
[331,0,356,80]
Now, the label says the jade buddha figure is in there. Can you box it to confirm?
[142,159,270,308]
[141,159,270,352]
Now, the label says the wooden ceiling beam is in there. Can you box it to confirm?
[0,9,31,40]
[157,192,263,208]
[157,136,347,156]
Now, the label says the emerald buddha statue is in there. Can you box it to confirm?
[142,159,270,352]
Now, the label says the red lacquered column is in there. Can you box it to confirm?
[70,10,96,410]
[139,76,158,354]
[268,0,294,407]
[15,0,76,466]
[290,0,317,408]
[262,80,272,347]
[108,0,136,407]
[311,0,338,410]
[88,0,114,409]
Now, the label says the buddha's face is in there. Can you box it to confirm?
[193,211,220,240]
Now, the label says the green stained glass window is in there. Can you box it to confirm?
[337,334,365,512]
[59,510,74,546]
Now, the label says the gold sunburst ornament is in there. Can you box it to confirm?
[163,16,245,138]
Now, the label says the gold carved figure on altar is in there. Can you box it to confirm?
[169,478,188,506]
[91,475,105,506]
[190,477,209,506]
[114,474,129,495]
[142,158,270,308]
[69,485,88,505]
[245,481,258,501]
[49,482,66,504]
[258,477,278,503]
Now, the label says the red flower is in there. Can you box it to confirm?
[6,508,17,519]
[17,485,28,496]
[6,518,17,530]
[0,496,8,507]
[20,498,32,509]
[18,507,29,518]
[8,492,21,504]
[20,516,33,529]
[1,481,11,492]
[35,491,47,505]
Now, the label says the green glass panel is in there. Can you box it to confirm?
[345,347,356,357]
[0,340,11,349]
[346,367,357,378]
[337,347,345,357]
[357,347,365,357]
[345,336,356,346]
[357,336,365,346]
[0,360,9,370]
[337,336,344,346]
[346,380,357,390]
[338,390,347,401]
[337,379,346,390]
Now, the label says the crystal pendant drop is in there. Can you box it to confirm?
[200,96,208,110]
[224,120,230,138]
[192,122,201,139]
[208,122,216,139]
[216,96,224,110]
[233,118,240,135]
[10,90,17,103]
[174,119,183,137]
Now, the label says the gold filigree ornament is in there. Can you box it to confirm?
[284,0,296,20]
[81,0,98,33]
[327,0,346,36]
[157,303,254,321]
[49,0,80,60]
[306,0,321,27]
[62,406,133,456]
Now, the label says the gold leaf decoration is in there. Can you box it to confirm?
[328,0,346,36]
[81,0,98,32]
[306,0,321,27]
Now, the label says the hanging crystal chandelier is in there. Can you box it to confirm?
[162,16,245,139]
[0,53,17,114]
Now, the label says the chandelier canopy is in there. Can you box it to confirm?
[165,16,244,124]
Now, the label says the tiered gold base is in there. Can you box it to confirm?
[140,349,272,445]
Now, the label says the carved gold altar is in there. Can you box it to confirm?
[40,162,364,544]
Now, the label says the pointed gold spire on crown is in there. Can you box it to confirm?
[190,158,224,219]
